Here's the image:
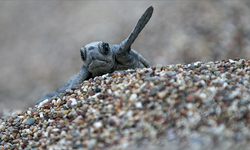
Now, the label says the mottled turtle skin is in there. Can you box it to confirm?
[37,6,153,104]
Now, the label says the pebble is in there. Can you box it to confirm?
[155,64,163,71]
[73,116,84,124]
[52,128,61,133]
[157,84,165,91]
[157,90,168,99]
[95,87,101,92]
[150,88,157,96]
[129,93,138,101]
[69,98,77,106]
[135,102,143,109]
[0,124,5,131]
[166,71,176,76]
[25,118,35,125]
[93,121,103,129]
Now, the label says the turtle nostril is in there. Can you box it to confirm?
[88,46,94,51]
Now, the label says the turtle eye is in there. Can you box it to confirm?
[102,42,110,55]
[80,46,85,61]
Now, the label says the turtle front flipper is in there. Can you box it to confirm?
[117,6,153,56]
[36,65,91,104]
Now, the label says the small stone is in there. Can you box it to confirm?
[63,110,69,114]
[157,84,165,91]
[73,116,84,124]
[43,103,52,109]
[1,134,6,140]
[107,104,113,111]
[52,128,61,133]
[135,102,143,109]
[157,90,168,99]
[156,64,163,71]
[65,89,73,93]
[34,137,40,141]
[0,124,5,131]
[229,59,236,63]
[95,87,101,92]
[12,139,19,144]
[114,91,120,97]
[199,93,207,99]
[25,118,35,125]
[69,98,77,106]
[166,71,175,76]
[129,94,137,101]
[73,144,84,149]
[93,121,103,129]
[150,88,157,96]
[39,112,44,118]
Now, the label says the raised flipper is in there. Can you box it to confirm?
[117,6,153,55]
[36,66,91,104]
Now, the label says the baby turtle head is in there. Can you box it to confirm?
[80,41,115,76]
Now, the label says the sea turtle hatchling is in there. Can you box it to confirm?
[37,6,154,104]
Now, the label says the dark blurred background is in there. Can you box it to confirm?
[1,1,250,110]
